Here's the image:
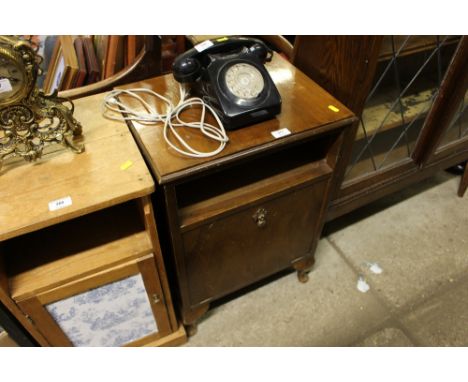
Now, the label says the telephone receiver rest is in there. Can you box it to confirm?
[172,37,272,83]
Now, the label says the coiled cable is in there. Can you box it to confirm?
[102,85,229,158]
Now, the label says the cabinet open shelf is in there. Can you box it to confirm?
[176,135,336,231]
[356,87,436,141]
[355,90,468,144]
[4,200,153,302]
[354,36,461,145]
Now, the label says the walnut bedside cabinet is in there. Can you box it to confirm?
[118,53,357,335]
[0,93,185,346]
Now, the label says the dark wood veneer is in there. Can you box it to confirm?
[119,54,355,330]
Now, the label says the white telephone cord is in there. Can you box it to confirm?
[102,85,229,158]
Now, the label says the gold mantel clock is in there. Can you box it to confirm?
[0,35,83,172]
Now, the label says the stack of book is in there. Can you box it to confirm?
[39,35,145,94]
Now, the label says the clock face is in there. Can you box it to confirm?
[224,63,265,100]
[0,53,26,104]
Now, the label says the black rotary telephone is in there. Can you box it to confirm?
[172,36,281,130]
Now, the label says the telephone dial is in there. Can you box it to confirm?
[172,36,281,130]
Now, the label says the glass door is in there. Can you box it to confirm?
[343,35,462,183]
[435,89,468,152]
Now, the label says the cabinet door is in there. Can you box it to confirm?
[292,35,465,201]
[412,37,468,164]
[181,177,329,307]
[18,254,172,347]
[343,36,464,182]
[435,89,468,154]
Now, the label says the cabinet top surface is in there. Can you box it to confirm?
[0,93,154,241]
[118,54,356,184]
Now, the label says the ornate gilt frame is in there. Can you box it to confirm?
[0,36,84,172]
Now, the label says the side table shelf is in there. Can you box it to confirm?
[0,94,185,346]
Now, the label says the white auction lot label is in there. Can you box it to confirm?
[271,127,291,139]
[48,196,73,212]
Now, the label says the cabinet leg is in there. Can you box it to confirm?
[182,302,210,337]
[186,323,198,337]
[458,162,468,197]
[293,256,316,284]
[297,270,310,283]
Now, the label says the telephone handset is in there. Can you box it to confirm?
[172,37,281,130]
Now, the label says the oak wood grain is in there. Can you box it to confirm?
[18,296,72,346]
[0,89,182,346]
[8,230,152,302]
[141,323,186,347]
[291,36,383,205]
[0,286,50,346]
[138,196,178,331]
[137,255,172,337]
[22,255,174,347]
[36,257,141,305]
[0,92,154,242]
[292,36,383,115]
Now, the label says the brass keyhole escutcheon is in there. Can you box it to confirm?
[252,208,267,228]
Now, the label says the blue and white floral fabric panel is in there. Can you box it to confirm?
[46,274,158,347]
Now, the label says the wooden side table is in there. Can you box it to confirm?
[118,54,357,334]
[0,93,185,346]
